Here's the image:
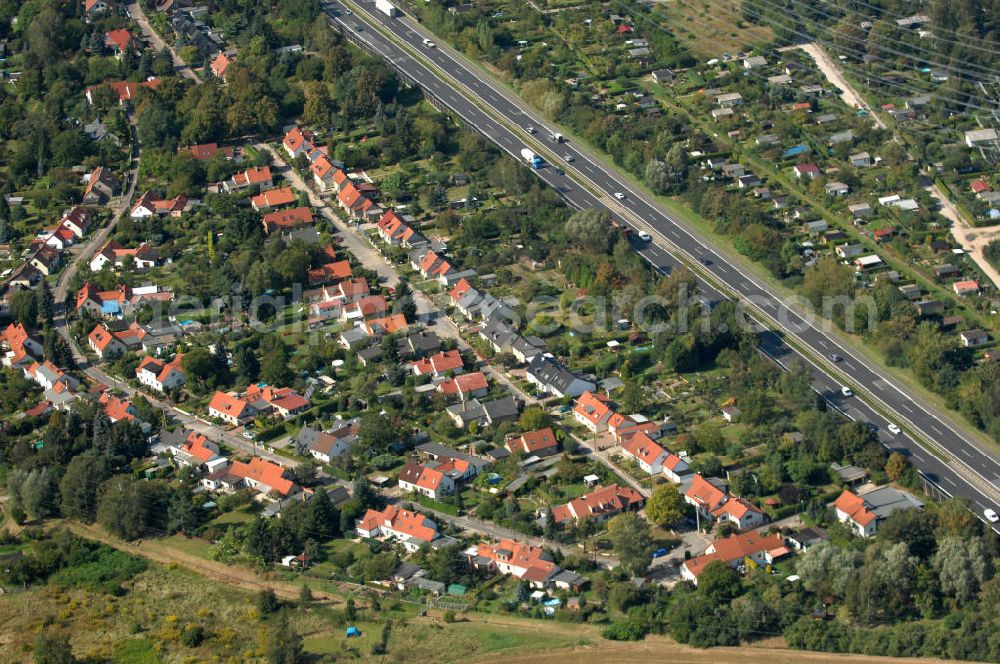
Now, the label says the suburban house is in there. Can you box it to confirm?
[793,163,821,180]
[310,155,341,191]
[833,487,924,537]
[505,427,559,457]
[104,29,140,58]
[89,240,159,271]
[217,457,298,498]
[397,462,456,500]
[130,191,187,218]
[1,322,43,369]
[210,52,234,80]
[135,354,185,392]
[84,0,114,21]
[251,187,296,212]
[262,206,313,235]
[684,474,729,516]
[662,452,691,484]
[160,430,224,470]
[468,539,559,587]
[84,79,158,105]
[681,531,788,585]
[362,314,409,337]
[283,126,315,159]
[953,280,980,297]
[296,423,357,464]
[183,143,235,161]
[60,206,93,238]
[445,396,518,430]
[82,166,119,204]
[224,166,273,193]
[87,322,145,359]
[619,432,668,475]
[413,250,454,280]
[549,484,645,523]
[711,496,766,530]
[572,390,615,432]
[207,391,257,426]
[376,210,426,247]
[24,360,79,392]
[525,354,595,398]
[244,384,310,419]
[410,349,464,377]
[356,505,456,552]
[437,372,489,401]
[415,443,492,480]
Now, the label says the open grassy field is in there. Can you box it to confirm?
[654,0,774,59]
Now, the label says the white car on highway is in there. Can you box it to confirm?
[887,423,901,435]
[614,192,625,200]
[422,38,436,48]
[637,231,652,242]
[840,386,853,397]
[985,508,999,523]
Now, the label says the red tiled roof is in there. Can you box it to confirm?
[358,505,437,543]
[211,52,233,77]
[450,277,474,303]
[105,29,138,53]
[262,206,313,233]
[364,314,408,336]
[439,371,488,396]
[684,531,785,578]
[208,390,253,420]
[252,187,295,209]
[476,539,557,578]
[833,489,877,526]
[283,127,313,154]
[620,431,666,465]
[573,390,613,426]
[507,427,558,455]
[551,484,643,523]
[685,474,727,510]
[229,457,295,496]
[235,166,272,187]
[411,349,463,375]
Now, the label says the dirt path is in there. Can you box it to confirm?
[927,183,1000,289]
[64,521,348,604]
[787,43,887,130]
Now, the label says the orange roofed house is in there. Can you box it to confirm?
[505,427,559,457]
[85,79,159,106]
[243,384,310,419]
[681,530,788,585]
[88,322,146,359]
[572,390,615,432]
[224,166,273,193]
[619,431,669,475]
[1,322,43,369]
[251,187,296,212]
[262,206,314,235]
[409,349,464,377]
[135,354,185,392]
[550,484,644,524]
[397,462,455,500]
[207,391,257,426]
[467,539,588,590]
[356,505,457,552]
[833,487,924,538]
[204,457,298,498]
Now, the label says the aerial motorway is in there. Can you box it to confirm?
[321,0,1000,529]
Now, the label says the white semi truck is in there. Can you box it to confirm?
[375,0,398,17]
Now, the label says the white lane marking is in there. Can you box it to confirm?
[912,453,924,462]
[944,476,957,487]
[930,424,944,436]
[962,448,972,457]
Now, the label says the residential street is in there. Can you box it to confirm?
[258,142,536,405]
[127,0,201,84]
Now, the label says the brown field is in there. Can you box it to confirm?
[655,0,775,58]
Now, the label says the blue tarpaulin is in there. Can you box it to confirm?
[782,144,810,158]
[345,626,360,638]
